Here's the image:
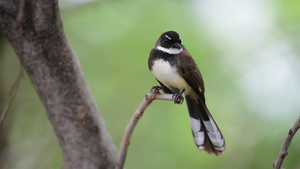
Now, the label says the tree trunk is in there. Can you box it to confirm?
[0,1,118,168]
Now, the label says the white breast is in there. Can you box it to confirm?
[151,59,192,94]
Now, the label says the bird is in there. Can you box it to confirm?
[148,31,225,156]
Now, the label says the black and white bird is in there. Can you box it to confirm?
[148,31,225,156]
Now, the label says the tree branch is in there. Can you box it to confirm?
[273,116,300,169]
[118,87,182,169]
[0,1,118,168]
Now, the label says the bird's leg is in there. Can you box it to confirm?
[172,89,185,104]
[150,86,162,94]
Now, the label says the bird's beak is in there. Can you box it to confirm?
[173,43,182,49]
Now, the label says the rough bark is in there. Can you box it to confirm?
[0,1,118,169]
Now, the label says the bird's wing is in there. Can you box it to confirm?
[178,49,205,96]
[179,50,226,155]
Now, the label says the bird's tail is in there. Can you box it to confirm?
[185,96,225,156]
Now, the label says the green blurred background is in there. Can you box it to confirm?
[1,0,300,168]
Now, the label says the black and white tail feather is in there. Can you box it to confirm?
[186,96,225,156]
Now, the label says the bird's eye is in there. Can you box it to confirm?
[164,38,170,44]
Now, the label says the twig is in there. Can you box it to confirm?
[117,87,182,169]
[0,66,23,127]
[273,116,300,169]
[0,0,24,128]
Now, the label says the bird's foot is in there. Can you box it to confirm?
[172,89,185,104]
[150,86,162,94]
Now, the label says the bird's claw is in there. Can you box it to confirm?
[150,86,162,94]
[172,89,185,104]
[173,94,184,104]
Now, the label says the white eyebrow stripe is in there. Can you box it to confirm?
[165,35,171,40]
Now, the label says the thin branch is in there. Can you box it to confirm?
[273,116,300,169]
[0,0,24,128]
[118,87,183,169]
[0,65,23,127]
